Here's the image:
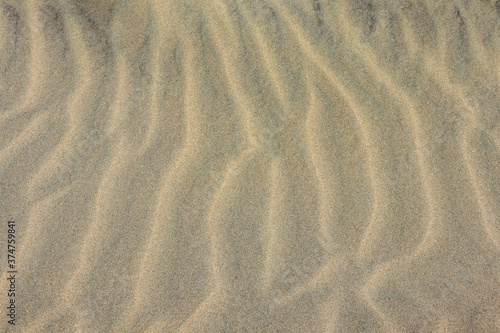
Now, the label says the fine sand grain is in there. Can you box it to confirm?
[1,0,500,332]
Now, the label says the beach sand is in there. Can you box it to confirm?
[1,0,500,332]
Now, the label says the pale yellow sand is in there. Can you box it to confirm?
[1,0,500,332]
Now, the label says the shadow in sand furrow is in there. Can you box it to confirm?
[236,0,324,294]
[0,1,73,152]
[0,2,30,112]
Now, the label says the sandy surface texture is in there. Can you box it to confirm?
[1,0,500,332]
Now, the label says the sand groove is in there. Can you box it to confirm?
[1,1,499,332]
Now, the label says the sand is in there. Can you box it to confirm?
[1,0,500,332]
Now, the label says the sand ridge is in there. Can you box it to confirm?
[1,0,500,332]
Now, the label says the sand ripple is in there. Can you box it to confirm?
[1,1,500,332]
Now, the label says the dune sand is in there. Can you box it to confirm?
[1,0,500,332]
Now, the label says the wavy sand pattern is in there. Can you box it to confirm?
[1,0,500,332]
